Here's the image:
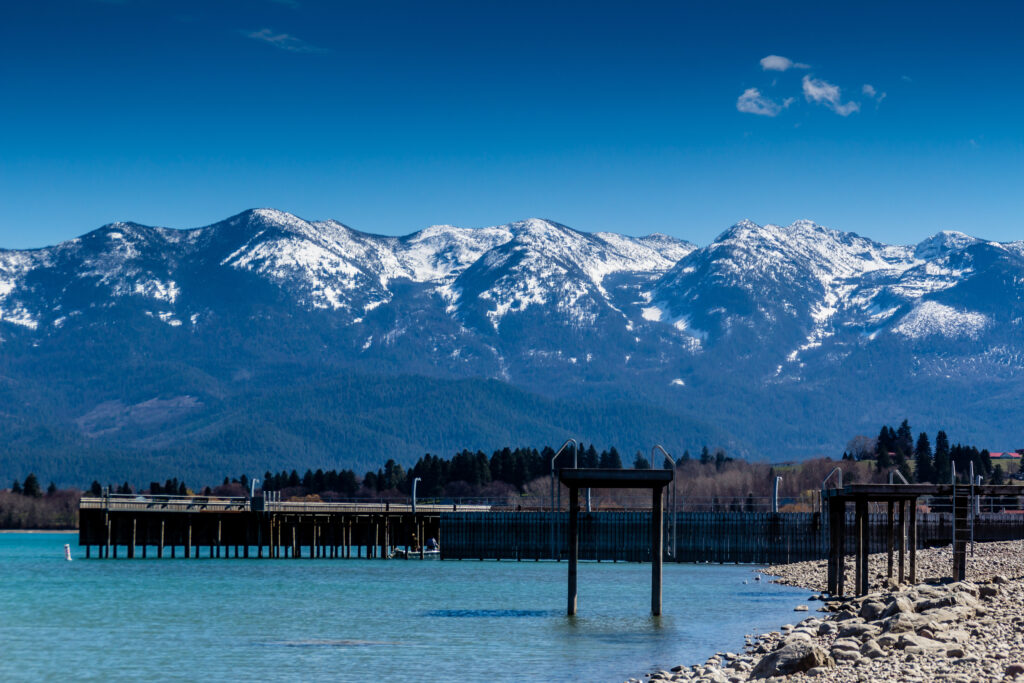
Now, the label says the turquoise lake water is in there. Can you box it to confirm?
[0,533,808,682]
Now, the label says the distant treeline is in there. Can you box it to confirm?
[1,473,79,529]
[843,419,1019,484]
[260,445,640,499]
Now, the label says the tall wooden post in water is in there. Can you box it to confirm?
[651,485,664,616]
[567,486,579,615]
[559,468,672,617]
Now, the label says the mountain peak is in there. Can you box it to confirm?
[915,230,979,259]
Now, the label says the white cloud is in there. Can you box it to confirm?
[862,84,887,104]
[760,55,810,72]
[736,88,792,116]
[802,75,860,116]
[245,28,328,53]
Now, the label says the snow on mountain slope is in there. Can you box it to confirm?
[892,301,990,339]
[650,219,920,357]
[914,230,980,260]
[394,224,514,282]
[0,249,45,329]
[444,219,693,330]
[593,231,696,270]
[0,210,1019,385]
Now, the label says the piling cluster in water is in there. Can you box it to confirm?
[633,540,1024,682]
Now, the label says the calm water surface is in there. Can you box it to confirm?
[0,533,807,682]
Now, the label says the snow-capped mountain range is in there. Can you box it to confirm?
[1,209,1021,483]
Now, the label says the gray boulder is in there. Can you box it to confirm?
[858,600,887,621]
[749,641,834,679]
[897,633,946,653]
[880,596,914,618]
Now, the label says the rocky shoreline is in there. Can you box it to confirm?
[631,540,1024,682]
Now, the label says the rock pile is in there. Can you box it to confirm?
[631,541,1024,682]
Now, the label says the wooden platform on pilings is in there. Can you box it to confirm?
[78,496,444,561]
[559,468,673,617]
[823,483,1024,596]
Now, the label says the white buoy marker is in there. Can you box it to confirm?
[64,543,72,562]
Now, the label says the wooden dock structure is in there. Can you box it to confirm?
[79,489,1024,573]
[559,468,673,616]
[77,495,463,560]
[823,483,1024,597]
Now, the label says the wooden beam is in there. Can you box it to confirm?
[909,502,917,583]
[652,486,664,616]
[886,501,894,578]
[858,500,869,595]
[568,486,579,616]
[898,499,906,584]
[854,499,864,595]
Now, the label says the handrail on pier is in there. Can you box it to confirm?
[889,470,909,485]
[549,438,577,560]
[822,467,843,490]
[651,444,677,558]
[820,467,842,513]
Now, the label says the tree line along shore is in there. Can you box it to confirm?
[3,419,1019,529]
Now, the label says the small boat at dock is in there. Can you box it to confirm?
[390,547,441,559]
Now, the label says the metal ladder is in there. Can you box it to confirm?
[951,470,973,581]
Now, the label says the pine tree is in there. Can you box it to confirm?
[896,419,914,456]
[599,448,623,469]
[633,451,651,469]
[914,432,934,483]
[23,473,42,498]
[934,430,952,483]
[90,481,102,496]
[875,426,893,470]
[714,449,728,470]
[46,482,57,496]
[700,445,712,465]
[992,464,1006,485]
[12,479,22,494]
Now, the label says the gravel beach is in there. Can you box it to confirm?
[632,540,1024,682]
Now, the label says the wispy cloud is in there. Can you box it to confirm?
[862,83,887,104]
[245,28,328,54]
[760,55,809,72]
[736,88,793,117]
[802,75,860,116]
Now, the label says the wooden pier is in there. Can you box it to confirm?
[823,483,1024,596]
[77,495,459,560]
[559,468,673,616]
[79,490,1024,571]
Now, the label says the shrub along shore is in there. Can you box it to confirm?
[635,540,1024,682]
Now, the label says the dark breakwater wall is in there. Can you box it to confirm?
[440,511,1024,563]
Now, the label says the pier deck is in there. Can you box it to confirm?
[78,495,454,560]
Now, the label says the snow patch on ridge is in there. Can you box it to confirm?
[893,301,989,340]
[641,306,663,322]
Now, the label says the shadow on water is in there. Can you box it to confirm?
[263,639,402,648]
[423,609,557,618]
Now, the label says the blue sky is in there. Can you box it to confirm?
[1,0,1021,249]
